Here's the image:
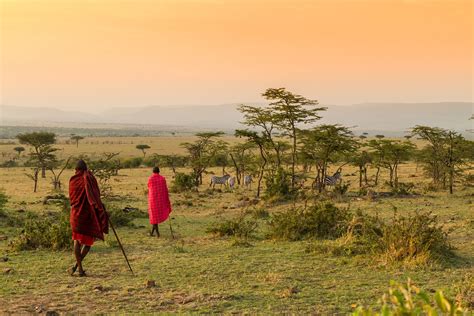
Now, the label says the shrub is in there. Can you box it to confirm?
[206,214,258,240]
[171,172,198,193]
[122,157,143,169]
[268,202,351,241]
[10,210,72,251]
[379,211,450,265]
[340,210,451,266]
[264,168,294,200]
[352,279,465,315]
[0,160,18,168]
[0,191,8,217]
[391,182,416,195]
[108,207,142,227]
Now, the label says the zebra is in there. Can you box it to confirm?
[324,170,342,187]
[243,175,253,189]
[210,174,231,188]
[227,177,236,189]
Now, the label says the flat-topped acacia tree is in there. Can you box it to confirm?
[136,144,151,157]
[17,132,57,179]
[70,135,84,148]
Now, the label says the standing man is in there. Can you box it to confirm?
[69,160,109,276]
[147,166,172,237]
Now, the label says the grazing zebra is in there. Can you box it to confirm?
[324,170,342,187]
[243,175,253,189]
[210,174,231,188]
[227,177,236,189]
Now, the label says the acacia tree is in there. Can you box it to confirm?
[411,126,447,187]
[70,135,84,148]
[263,88,326,189]
[238,104,286,167]
[235,129,270,198]
[299,125,358,191]
[136,144,151,157]
[17,132,57,178]
[350,150,372,188]
[13,146,25,157]
[413,126,474,193]
[368,139,415,188]
[229,142,257,185]
[48,156,72,190]
[181,132,226,185]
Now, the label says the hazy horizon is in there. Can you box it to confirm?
[1,0,472,112]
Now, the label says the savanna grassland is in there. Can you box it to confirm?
[0,136,473,314]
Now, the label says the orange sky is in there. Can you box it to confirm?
[0,0,472,111]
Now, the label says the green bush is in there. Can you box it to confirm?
[264,168,294,200]
[268,202,351,241]
[122,157,143,168]
[108,207,143,227]
[0,190,8,218]
[340,210,451,265]
[171,172,198,193]
[391,182,416,195]
[352,279,465,315]
[10,210,72,251]
[0,160,18,168]
[206,214,258,240]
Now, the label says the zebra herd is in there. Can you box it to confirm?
[209,169,342,190]
[209,174,253,189]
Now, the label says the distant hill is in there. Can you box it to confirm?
[1,102,472,135]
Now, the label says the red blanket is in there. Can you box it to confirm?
[69,170,109,240]
[147,174,172,224]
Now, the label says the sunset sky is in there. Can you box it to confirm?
[0,0,472,112]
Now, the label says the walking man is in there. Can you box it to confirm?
[147,166,172,237]
[69,160,108,276]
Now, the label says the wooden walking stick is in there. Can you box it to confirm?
[168,217,175,240]
[108,218,134,275]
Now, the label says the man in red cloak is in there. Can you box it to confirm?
[69,160,108,276]
[147,166,172,237]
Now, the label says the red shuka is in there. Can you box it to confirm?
[147,173,172,225]
[69,170,109,241]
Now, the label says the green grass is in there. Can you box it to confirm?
[0,138,472,313]
[1,186,472,314]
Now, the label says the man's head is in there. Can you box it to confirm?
[153,166,160,174]
[76,159,88,171]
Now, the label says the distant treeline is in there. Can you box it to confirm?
[0,125,196,139]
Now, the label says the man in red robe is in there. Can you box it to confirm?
[69,160,108,276]
[147,166,172,237]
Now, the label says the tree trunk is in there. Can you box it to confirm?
[375,167,381,185]
[291,129,297,190]
[256,146,267,198]
[42,166,46,178]
[359,166,363,188]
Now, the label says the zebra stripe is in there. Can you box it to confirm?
[243,175,253,188]
[210,174,231,188]
[324,171,341,186]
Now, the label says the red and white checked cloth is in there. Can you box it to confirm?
[147,173,172,225]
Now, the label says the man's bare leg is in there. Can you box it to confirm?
[150,224,160,237]
[73,240,84,275]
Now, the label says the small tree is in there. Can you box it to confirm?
[13,146,25,157]
[70,135,84,148]
[368,139,415,188]
[181,132,226,185]
[299,125,358,191]
[25,168,40,192]
[350,150,372,188]
[17,132,57,178]
[136,144,151,157]
[48,157,72,190]
[235,129,270,198]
